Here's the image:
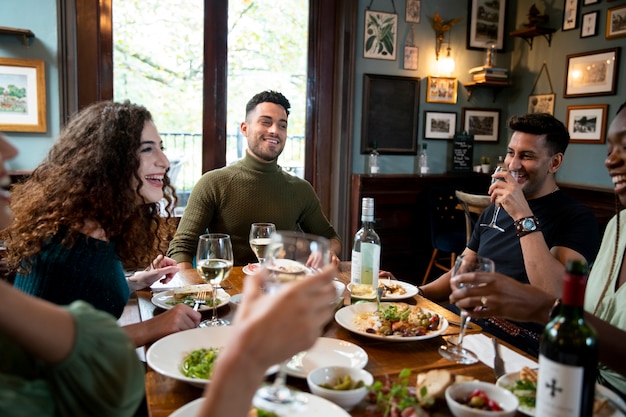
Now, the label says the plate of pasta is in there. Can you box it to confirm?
[334,302,448,341]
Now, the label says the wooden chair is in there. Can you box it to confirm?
[422,187,467,285]
[454,190,492,244]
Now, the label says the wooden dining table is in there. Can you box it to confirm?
[126,263,534,417]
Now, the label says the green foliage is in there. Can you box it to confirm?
[368,368,429,417]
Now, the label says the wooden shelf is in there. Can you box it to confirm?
[0,26,35,47]
[463,81,511,102]
[509,26,555,49]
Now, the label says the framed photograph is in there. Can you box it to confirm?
[607,5,626,39]
[403,45,418,70]
[563,0,579,31]
[528,93,556,115]
[462,108,500,142]
[581,11,599,37]
[363,10,398,60]
[566,104,608,144]
[564,48,619,97]
[0,58,46,132]
[583,0,600,5]
[361,74,420,155]
[467,0,506,51]
[405,0,421,23]
[426,76,457,104]
[424,111,456,140]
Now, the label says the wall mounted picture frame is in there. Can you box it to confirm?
[581,11,599,38]
[424,111,456,140]
[467,0,506,50]
[564,48,619,97]
[563,0,579,31]
[405,0,421,23]
[361,74,420,155]
[566,104,608,144]
[363,10,398,60]
[607,5,626,39]
[403,45,418,70]
[528,93,556,115]
[0,57,46,133]
[462,108,500,142]
[426,76,457,104]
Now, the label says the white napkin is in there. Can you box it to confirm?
[149,272,189,292]
[462,333,537,373]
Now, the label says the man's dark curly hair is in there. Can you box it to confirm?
[5,100,176,273]
[507,113,570,156]
[245,90,291,118]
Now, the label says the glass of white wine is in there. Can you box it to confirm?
[480,166,507,232]
[196,233,233,327]
[255,231,330,410]
[249,223,276,264]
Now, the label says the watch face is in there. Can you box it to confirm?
[522,218,537,231]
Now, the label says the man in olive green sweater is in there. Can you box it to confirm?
[167,91,341,267]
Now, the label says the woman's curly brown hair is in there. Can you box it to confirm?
[5,100,177,273]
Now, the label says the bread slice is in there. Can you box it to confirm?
[416,369,454,400]
[173,284,214,300]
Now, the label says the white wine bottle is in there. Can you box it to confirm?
[535,259,597,417]
[350,198,381,295]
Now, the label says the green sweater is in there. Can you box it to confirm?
[167,153,341,265]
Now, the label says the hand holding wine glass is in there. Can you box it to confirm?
[196,233,233,327]
[255,231,330,409]
[439,254,495,365]
[480,165,507,232]
[249,223,276,264]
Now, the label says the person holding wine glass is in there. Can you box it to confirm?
[401,113,600,356]
[249,222,275,264]
[450,102,626,400]
[167,91,342,267]
[196,233,233,327]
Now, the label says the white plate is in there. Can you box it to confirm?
[146,326,277,388]
[231,281,344,309]
[496,371,626,417]
[170,393,351,417]
[230,293,243,305]
[284,337,368,378]
[243,263,261,275]
[334,302,448,342]
[151,288,231,312]
[347,279,419,300]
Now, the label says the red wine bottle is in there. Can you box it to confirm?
[535,259,597,417]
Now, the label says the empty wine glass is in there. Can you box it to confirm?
[439,254,495,365]
[249,223,276,264]
[196,233,233,327]
[255,231,330,409]
[480,165,507,232]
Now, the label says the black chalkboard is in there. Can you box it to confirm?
[452,132,474,172]
[361,74,420,155]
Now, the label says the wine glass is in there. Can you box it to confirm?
[439,254,495,365]
[479,166,507,232]
[196,233,233,327]
[249,223,276,264]
[255,231,330,409]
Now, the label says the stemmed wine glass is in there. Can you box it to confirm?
[196,233,233,327]
[249,223,276,264]
[480,166,507,232]
[255,231,330,410]
[439,254,495,365]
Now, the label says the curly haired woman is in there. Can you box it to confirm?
[9,101,201,347]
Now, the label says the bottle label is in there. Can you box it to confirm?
[420,166,429,174]
[535,354,584,417]
[350,243,380,286]
[370,166,380,174]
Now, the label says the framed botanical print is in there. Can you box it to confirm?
[363,10,398,60]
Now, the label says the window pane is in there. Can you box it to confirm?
[227,0,308,177]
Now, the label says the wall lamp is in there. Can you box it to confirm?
[431,12,461,75]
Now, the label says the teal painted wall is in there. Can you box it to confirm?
[0,0,60,171]
[353,0,624,189]
[0,0,623,188]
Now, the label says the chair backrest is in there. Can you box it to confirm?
[428,187,466,250]
[454,190,492,243]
